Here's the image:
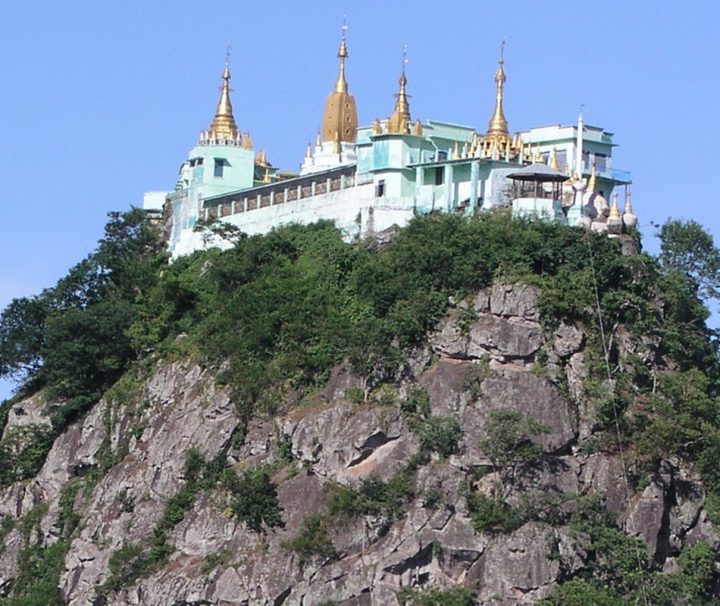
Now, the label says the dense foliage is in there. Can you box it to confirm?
[1,209,720,602]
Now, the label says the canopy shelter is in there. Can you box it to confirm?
[507,163,567,201]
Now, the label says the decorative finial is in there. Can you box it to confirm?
[305,142,313,160]
[413,118,423,136]
[225,44,231,67]
[336,20,349,92]
[609,192,622,219]
[486,41,509,142]
[387,45,412,134]
[205,56,239,143]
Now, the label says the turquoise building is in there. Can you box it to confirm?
[145,34,636,258]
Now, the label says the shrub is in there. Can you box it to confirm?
[397,586,477,606]
[415,416,462,459]
[285,514,336,563]
[200,548,233,574]
[224,466,284,533]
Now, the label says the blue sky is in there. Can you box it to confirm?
[1,1,719,399]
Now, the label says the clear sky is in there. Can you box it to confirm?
[1,1,719,399]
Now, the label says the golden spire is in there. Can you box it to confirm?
[305,142,313,160]
[549,147,559,170]
[321,22,358,144]
[373,118,382,135]
[335,27,349,93]
[413,118,423,136]
[387,46,412,134]
[609,193,622,219]
[487,41,509,137]
[206,54,239,142]
[241,131,253,150]
[587,161,597,193]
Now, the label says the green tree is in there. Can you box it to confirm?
[659,218,720,300]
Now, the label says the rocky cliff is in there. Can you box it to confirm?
[0,280,717,605]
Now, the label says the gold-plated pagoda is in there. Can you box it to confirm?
[387,46,412,134]
[321,23,358,145]
[609,193,622,219]
[480,42,518,160]
[206,61,239,142]
[487,42,509,138]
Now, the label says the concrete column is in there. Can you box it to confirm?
[469,161,479,215]
[243,198,248,212]
[446,164,455,212]
[414,166,422,212]
[270,191,275,205]
[311,181,316,196]
[284,188,288,204]
[231,200,236,214]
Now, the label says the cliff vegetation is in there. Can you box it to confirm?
[0,210,719,605]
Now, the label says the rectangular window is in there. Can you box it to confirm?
[214,158,228,178]
[594,153,607,172]
[434,167,445,185]
[556,150,567,169]
[375,179,386,197]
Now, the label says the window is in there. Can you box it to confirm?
[214,158,228,178]
[375,179,385,197]
[434,167,444,185]
[556,150,567,169]
[594,153,607,172]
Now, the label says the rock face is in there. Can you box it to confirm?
[0,282,716,605]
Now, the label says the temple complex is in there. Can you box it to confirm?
[144,31,636,258]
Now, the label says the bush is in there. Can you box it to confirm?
[224,466,283,533]
[465,492,521,534]
[415,416,462,459]
[397,586,477,606]
[200,548,233,574]
[285,514,336,563]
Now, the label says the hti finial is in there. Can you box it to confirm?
[402,44,408,73]
[337,17,349,60]
[499,40,505,65]
[225,44,231,67]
